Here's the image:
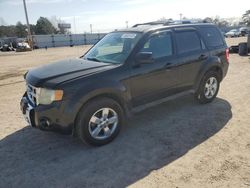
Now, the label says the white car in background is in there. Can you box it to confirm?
[239,27,250,36]
[225,29,241,38]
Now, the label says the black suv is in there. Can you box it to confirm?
[20,23,229,146]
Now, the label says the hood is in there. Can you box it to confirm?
[26,58,117,87]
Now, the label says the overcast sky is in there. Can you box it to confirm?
[0,0,248,33]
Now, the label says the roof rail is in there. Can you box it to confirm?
[132,19,204,28]
[132,21,172,28]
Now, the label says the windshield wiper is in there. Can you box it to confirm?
[85,57,116,64]
[86,57,101,62]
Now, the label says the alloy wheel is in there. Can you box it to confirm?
[204,77,218,99]
[88,108,118,140]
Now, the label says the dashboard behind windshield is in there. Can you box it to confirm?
[84,32,142,64]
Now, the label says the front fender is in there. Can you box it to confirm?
[62,79,130,126]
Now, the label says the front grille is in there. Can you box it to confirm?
[26,84,37,106]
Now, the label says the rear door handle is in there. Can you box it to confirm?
[165,62,176,69]
[165,62,173,69]
[199,54,208,60]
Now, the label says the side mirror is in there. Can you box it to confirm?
[135,52,154,64]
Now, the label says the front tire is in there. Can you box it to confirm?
[195,71,220,104]
[76,97,124,146]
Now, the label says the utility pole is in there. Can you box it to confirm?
[23,0,33,48]
[90,24,93,34]
[73,16,77,34]
[179,13,183,21]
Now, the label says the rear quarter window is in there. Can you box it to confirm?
[199,27,224,49]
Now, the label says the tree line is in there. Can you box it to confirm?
[158,10,250,29]
[242,10,250,26]
[0,10,250,38]
[203,10,250,27]
[0,17,66,38]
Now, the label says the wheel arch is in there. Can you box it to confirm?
[206,66,223,81]
[194,65,223,92]
[72,91,130,136]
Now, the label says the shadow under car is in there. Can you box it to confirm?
[0,95,232,188]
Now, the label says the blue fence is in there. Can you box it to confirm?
[32,33,107,48]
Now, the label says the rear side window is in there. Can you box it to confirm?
[140,32,173,59]
[199,27,224,48]
[175,31,202,54]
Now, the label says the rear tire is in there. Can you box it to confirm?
[76,97,124,146]
[239,42,248,56]
[195,71,220,104]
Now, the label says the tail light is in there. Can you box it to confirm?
[225,48,229,63]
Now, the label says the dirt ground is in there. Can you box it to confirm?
[0,37,249,188]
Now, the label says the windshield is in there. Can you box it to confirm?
[84,32,142,64]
